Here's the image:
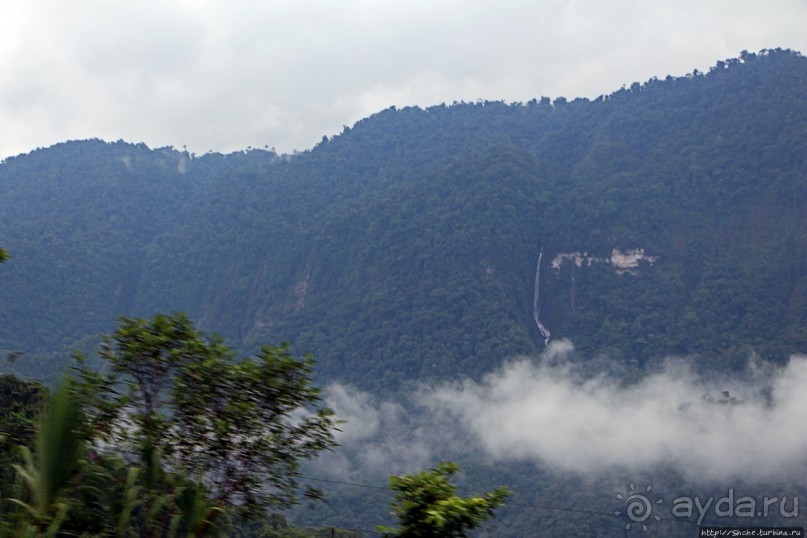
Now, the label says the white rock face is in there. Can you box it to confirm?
[609,248,658,274]
[551,248,657,275]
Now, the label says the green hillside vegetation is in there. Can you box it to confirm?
[138,48,807,388]
[1,50,805,388]
[1,48,806,536]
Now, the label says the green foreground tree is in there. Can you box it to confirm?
[0,375,46,501]
[0,380,217,537]
[378,461,509,538]
[69,312,339,531]
[1,383,83,536]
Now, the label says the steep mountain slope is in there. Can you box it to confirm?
[278,146,548,388]
[0,141,278,376]
[0,49,805,390]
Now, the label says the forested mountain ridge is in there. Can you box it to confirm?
[0,48,805,391]
[0,141,280,377]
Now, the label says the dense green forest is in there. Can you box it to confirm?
[1,48,806,535]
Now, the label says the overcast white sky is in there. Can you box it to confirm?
[1,0,805,160]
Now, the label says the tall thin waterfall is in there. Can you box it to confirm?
[533,247,551,346]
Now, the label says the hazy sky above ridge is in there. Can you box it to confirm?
[1,0,805,160]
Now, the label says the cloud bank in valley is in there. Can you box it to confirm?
[323,341,807,484]
[315,382,436,478]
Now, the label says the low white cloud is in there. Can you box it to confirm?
[312,383,439,479]
[425,341,807,483]
[317,341,807,486]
